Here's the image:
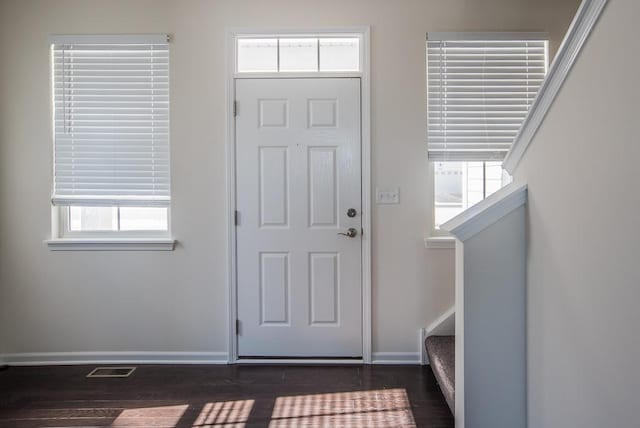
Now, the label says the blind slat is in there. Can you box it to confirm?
[427,37,547,161]
[52,40,170,206]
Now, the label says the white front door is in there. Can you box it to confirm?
[236,78,362,357]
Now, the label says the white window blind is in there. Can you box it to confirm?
[427,33,548,161]
[51,34,170,207]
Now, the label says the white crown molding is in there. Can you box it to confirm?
[46,238,176,251]
[0,351,228,366]
[441,183,527,242]
[503,0,609,174]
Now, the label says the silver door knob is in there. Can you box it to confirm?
[338,228,358,238]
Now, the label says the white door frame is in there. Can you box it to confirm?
[225,27,372,363]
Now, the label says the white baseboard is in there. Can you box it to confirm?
[235,358,364,365]
[0,351,229,366]
[371,352,422,365]
[2,351,425,366]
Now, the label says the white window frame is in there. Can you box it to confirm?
[430,161,512,241]
[48,205,174,251]
[58,206,172,239]
[232,30,364,79]
[426,32,547,247]
[46,34,175,251]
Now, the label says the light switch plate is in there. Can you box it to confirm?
[376,187,400,204]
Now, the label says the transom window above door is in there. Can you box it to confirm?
[235,36,361,73]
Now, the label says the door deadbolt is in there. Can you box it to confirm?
[347,208,357,218]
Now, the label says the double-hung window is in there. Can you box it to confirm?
[50,35,171,241]
[427,32,548,233]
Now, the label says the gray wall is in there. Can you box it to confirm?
[461,206,526,428]
[0,0,578,359]
[513,0,640,425]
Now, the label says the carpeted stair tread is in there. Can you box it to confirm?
[425,335,455,414]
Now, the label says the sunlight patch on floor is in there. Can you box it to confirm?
[105,389,415,427]
[111,404,188,427]
[269,388,416,427]
[193,399,255,427]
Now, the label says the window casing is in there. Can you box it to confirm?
[427,33,548,235]
[50,35,171,238]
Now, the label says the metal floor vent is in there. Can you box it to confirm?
[86,367,136,378]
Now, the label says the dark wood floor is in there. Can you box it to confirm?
[0,364,453,427]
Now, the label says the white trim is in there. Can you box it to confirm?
[420,328,428,365]
[454,241,465,428]
[234,72,362,79]
[427,31,548,41]
[225,27,372,364]
[441,183,527,242]
[426,306,456,336]
[422,308,455,366]
[225,30,239,365]
[360,27,373,365]
[371,352,422,365]
[503,0,609,174]
[0,351,227,366]
[235,359,364,365]
[424,236,455,249]
[233,30,366,37]
[46,238,176,251]
[49,34,169,44]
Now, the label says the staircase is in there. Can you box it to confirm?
[425,335,455,414]
[438,183,528,428]
[420,2,607,424]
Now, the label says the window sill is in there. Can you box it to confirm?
[424,236,455,249]
[46,238,176,251]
